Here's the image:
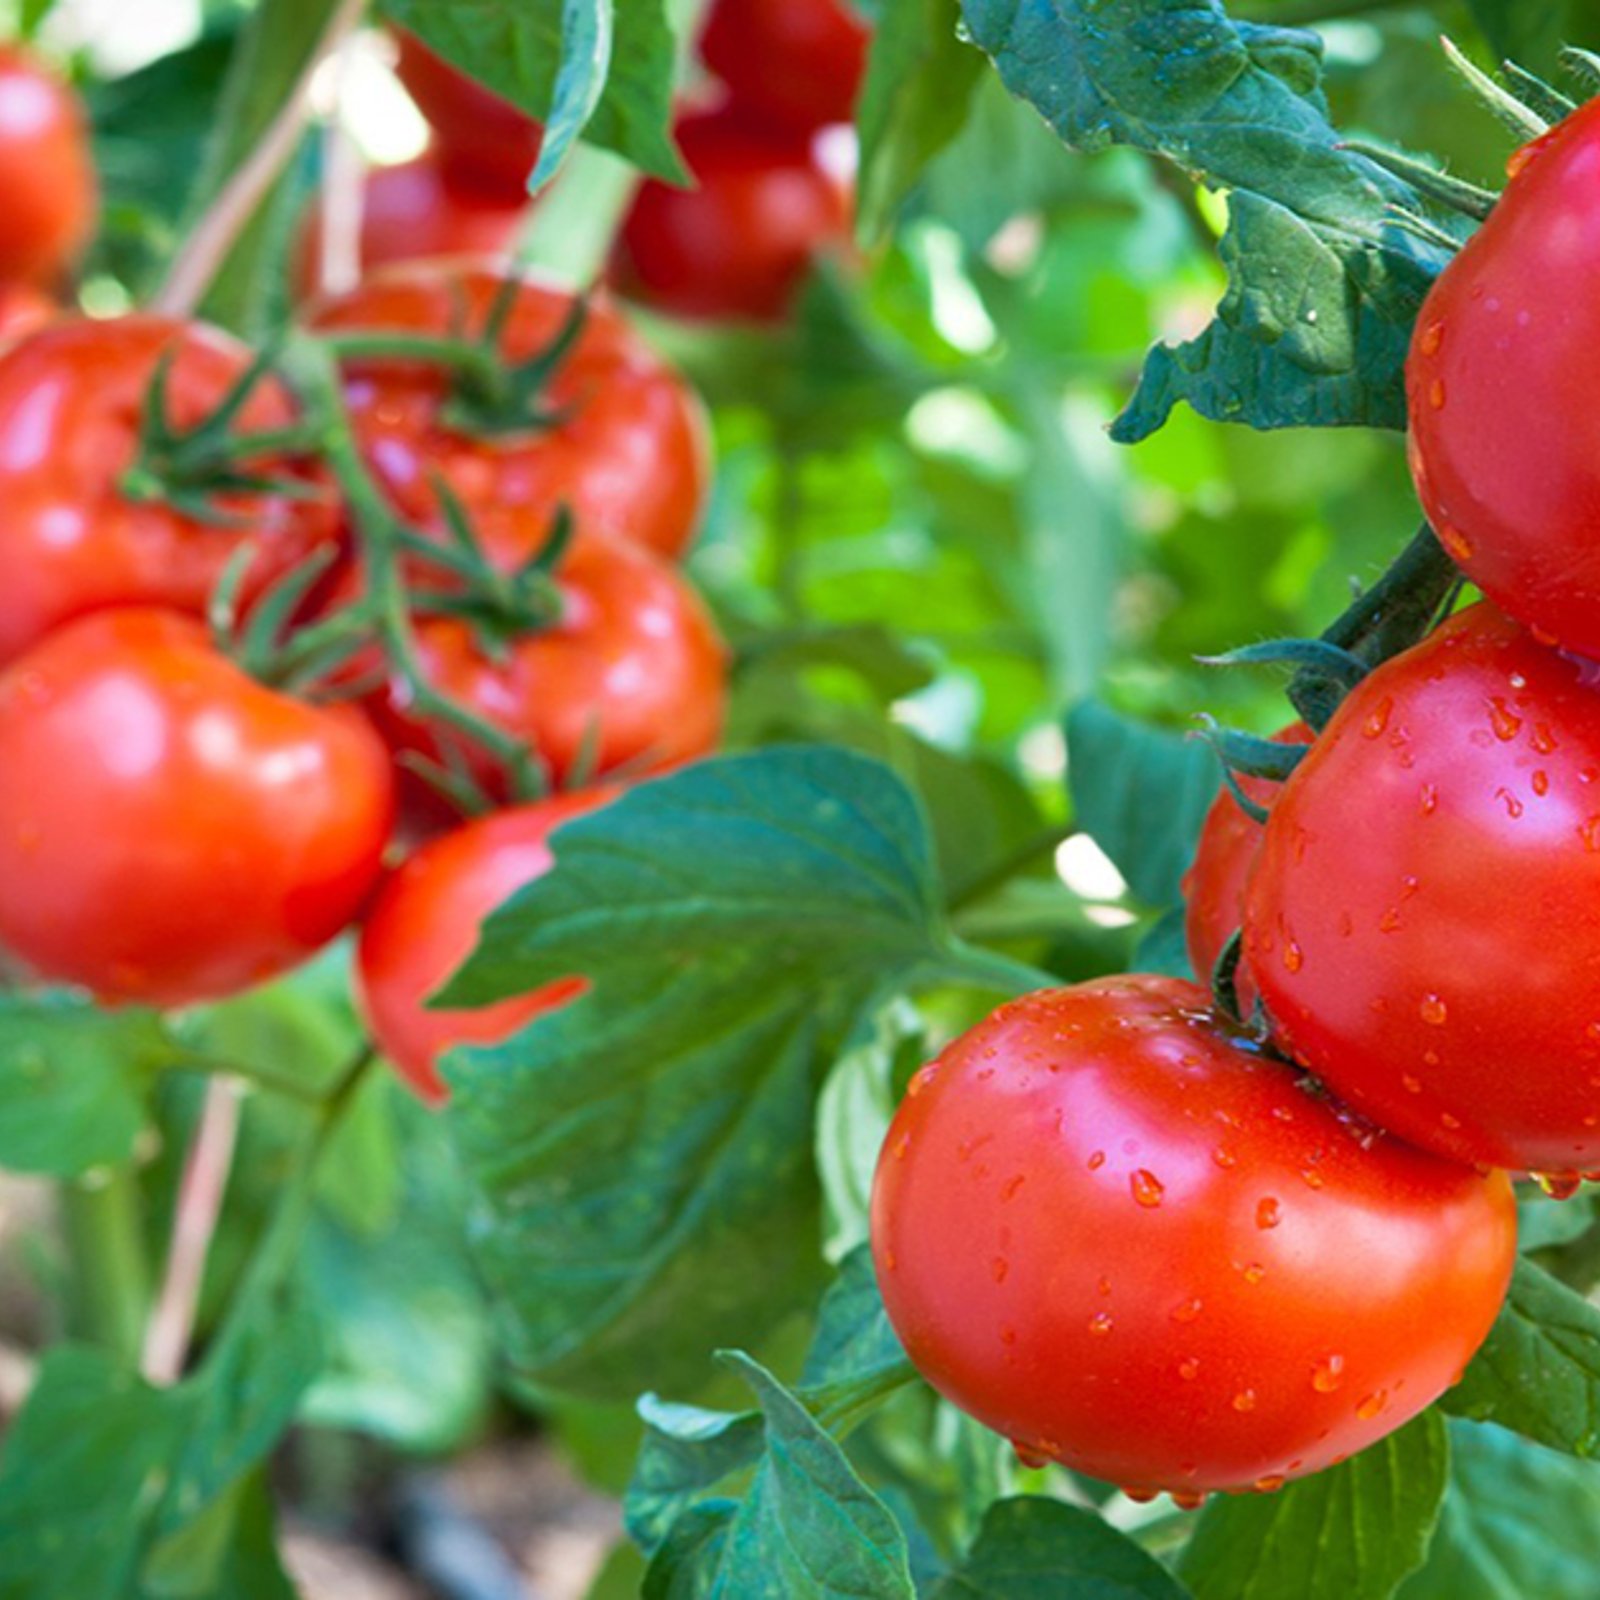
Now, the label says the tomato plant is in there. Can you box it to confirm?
[700,0,869,135]
[872,978,1516,1495]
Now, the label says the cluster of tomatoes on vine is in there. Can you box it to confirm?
[304,0,864,324]
[0,25,854,1102]
[873,94,1600,1505]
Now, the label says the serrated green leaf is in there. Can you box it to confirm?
[0,992,172,1177]
[857,0,987,240]
[1441,1259,1600,1456]
[1065,700,1219,908]
[1178,1412,1449,1600]
[644,1502,737,1600]
[958,0,1454,437]
[443,747,966,1399]
[929,1495,1190,1598]
[380,0,682,183]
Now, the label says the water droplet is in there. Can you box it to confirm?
[1254,1474,1286,1493]
[1256,1197,1282,1230]
[1488,698,1522,742]
[1171,1489,1208,1511]
[1088,1312,1114,1336]
[1001,1174,1025,1201]
[1535,1172,1583,1200]
[1130,1169,1165,1208]
[1419,994,1448,1027]
[1212,1146,1237,1170]
[999,1325,1018,1346]
[1496,786,1524,819]
[1437,522,1473,563]
[1582,817,1600,854]
[1122,1487,1158,1504]
[1428,378,1446,410]
[1419,784,1439,817]
[1098,1275,1112,1296]
[907,1066,936,1098]
[1378,907,1401,933]
[1172,1297,1203,1323]
[1440,1111,1462,1130]
[1312,1354,1345,1393]
[1300,1167,1325,1190]
[1356,1391,1387,1421]
[884,1250,897,1272]
[1087,1150,1106,1171]
[991,1257,1009,1284]
[1419,319,1444,356]
[1401,1073,1422,1094]
[1534,769,1551,796]
[1362,697,1393,739]
[1532,721,1558,754]
[1012,1440,1051,1469]
[1233,1389,1258,1412]
[1178,1357,1200,1381]
[1240,1261,1267,1284]
[1283,940,1304,974]
[893,1132,911,1160]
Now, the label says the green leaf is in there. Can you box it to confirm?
[1441,1259,1600,1456]
[644,1503,737,1600]
[629,1401,768,1558]
[380,0,683,183]
[1178,1411,1450,1600]
[527,0,614,194]
[443,748,962,1399]
[857,0,988,241]
[958,0,1454,438]
[1465,0,1593,78]
[1400,1419,1600,1600]
[707,1354,916,1598]
[0,992,171,1176]
[929,1495,1190,1598]
[143,1471,298,1600]
[1065,700,1219,908]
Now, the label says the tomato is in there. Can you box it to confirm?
[0,609,395,1008]
[0,315,339,669]
[362,532,725,808]
[871,976,1515,1497]
[392,29,542,198]
[357,788,613,1101]
[613,105,853,324]
[700,0,868,135]
[1183,723,1314,991]
[0,283,54,346]
[292,154,525,302]
[1246,601,1600,1175]
[310,263,709,561]
[1407,98,1600,658]
[0,46,96,287]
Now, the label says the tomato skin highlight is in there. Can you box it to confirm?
[362,532,726,806]
[1246,602,1600,1175]
[0,315,338,669]
[357,789,613,1102]
[392,29,542,198]
[310,263,709,561]
[0,46,96,287]
[1183,723,1314,991]
[700,0,868,135]
[292,154,526,301]
[613,105,852,324]
[1407,97,1600,657]
[872,976,1515,1495]
[0,609,395,1008]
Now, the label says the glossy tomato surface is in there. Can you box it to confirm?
[871,977,1515,1496]
[393,29,542,197]
[365,533,726,805]
[613,105,852,324]
[1407,98,1600,657]
[292,154,525,302]
[0,283,54,346]
[310,263,709,560]
[1248,602,1600,1174]
[0,46,96,286]
[700,0,868,134]
[0,315,338,668]
[0,609,395,1008]
[357,788,613,1101]
[1183,723,1314,989]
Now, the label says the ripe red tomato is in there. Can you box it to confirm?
[310,263,709,560]
[0,609,395,1008]
[0,315,338,669]
[357,788,613,1102]
[1183,723,1314,990]
[700,0,868,135]
[363,532,725,806]
[1247,601,1600,1175]
[392,29,542,198]
[613,105,853,324]
[871,977,1515,1497]
[292,154,525,302]
[1407,98,1600,658]
[0,46,96,287]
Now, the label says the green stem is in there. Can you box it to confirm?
[319,332,505,392]
[61,1168,151,1365]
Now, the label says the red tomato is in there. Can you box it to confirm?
[1247,602,1600,1176]
[392,29,542,198]
[871,977,1515,1497]
[362,532,726,806]
[1407,98,1600,658]
[0,609,395,1008]
[700,0,868,135]
[0,315,338,669]
[310,263,709,560]
[292,153,525,302]
[0,283,54,346]
[357,788,613,1101]
[0,46,96,286]
[1183,723,1314,991]
[613,105,853,324]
